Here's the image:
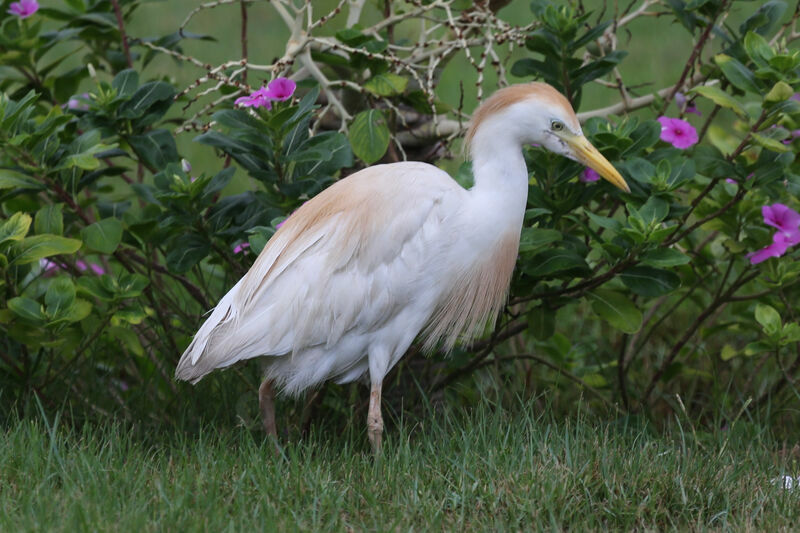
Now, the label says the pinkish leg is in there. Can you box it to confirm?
[367,380,383,454]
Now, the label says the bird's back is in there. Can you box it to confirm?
[175,161,469,387]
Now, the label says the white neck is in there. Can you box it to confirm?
[466,120,529,233]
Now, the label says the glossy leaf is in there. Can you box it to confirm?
[348,110,390,164]
[80,218,123,254]
[45,277,76,317]
[35,204,64,236]
[11,235,82,265]
[620,266,680,297]
[0,212,32,246]
[755,304,781,336]
[589,290,642,334]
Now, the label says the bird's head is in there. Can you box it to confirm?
[466,83,630,193]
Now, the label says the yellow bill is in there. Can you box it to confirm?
[566,135,630,193]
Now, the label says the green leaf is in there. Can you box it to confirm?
[128,129,179,169]
[714,54,760,94]
[620,266,680,297]
[112,307,147,326]
[740,1,787,36]
[111,69,139,98]
[348,110,390,164]
[80,218,123,254]
[166,234,210,273]
[525,248,589,277]
[335,27,371,46]
[589,290,642,334]
[64,139,116,171]
[765,81,793,103]
[622,121,662,157]
[640,248,690,267]
[755,304,781,336]
[7,297,46,324]
[45,277,76,318]
[118,81,175,119]
[781,323,800,345]
[0,212,32,246]
[689,86,747,118]
[744,340,773,356]
[519,228,562,253]
[64,299,91,323]
[116,273,150,299]
[34,204,63,236]
[77,276,115,301]
[527,306,556,340]
[743,31,774,69]
[751,132,791,153]
[11,235,82,265]
[364,73,408,97]
[586,211,622,231]
[638,197,669,225]
[0,170,44,191]
[720,344,737,361]
[108,326,144,356]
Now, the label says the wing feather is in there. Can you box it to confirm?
[175,162,460,383]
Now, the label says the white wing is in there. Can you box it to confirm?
[175,162,463,383]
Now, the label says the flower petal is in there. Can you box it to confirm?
[762,204,800,233]
[267,78,296,101]
[581,168,600,183]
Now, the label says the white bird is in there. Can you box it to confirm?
[175,82,629,452]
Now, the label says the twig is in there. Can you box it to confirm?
[659,0,731,115]
[110,0,133,68]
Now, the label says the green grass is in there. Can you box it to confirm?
[2,399,799,531]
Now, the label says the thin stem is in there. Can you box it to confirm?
[110,0,133,68]
[240,0,248,84]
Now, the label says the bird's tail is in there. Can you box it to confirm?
[174,278,245,384]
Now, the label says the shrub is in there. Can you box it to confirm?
[0,0,799,429]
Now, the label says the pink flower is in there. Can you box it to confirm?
[234,78,296,109]
[762,203,800,234]
[657,116,698,149]
[267,77,296,101]
[748,231,800,264]
[581,168,600,183]
[725,178,736,184]
[67,93,90,111]
[235,87,273,109]
[782,129,800,145]
[76,260,105,275]
[40,258,60,275]
[233,242,250,254]
[39,258,104,276]
[674,92,702,117]
[8,0,38,18]
[792,93,800,103]
[748,203,800,264]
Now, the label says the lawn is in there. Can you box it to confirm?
[2,400,799,531]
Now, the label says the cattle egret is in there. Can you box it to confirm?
[175,82,629,452]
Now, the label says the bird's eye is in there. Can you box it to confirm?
[551,120,565,132]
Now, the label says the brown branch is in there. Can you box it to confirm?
[512,257,635,305]
[659,0,730,114]
[124,251,211,309]
[665,110,767,246]
[644,270,760,403]
[110,0,133,69]
[240,0,248,84]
